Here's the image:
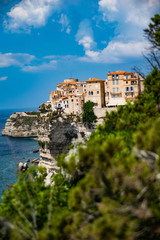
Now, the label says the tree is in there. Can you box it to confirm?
[82,101,97,124]
[144,14,160,69]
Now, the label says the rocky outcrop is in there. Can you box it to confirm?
[37,116,94,172]
[2,111,96,173]
[2,112,40,137]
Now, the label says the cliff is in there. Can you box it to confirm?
[2,112,95,172]
[37,116,93,172]
[2,112,40,137]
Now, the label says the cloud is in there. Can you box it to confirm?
[59,14,71,34]
[99,0,118,12]
[22,60,57,72]
[0,52,35,68]
[98,0,160,27]
[75,19,96,50]
[75,0,159,64]
[78,40,149,63]
[4,0,62,32]
[0,76,8,81]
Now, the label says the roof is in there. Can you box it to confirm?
[108,70,133,76]
[57,81,79,85]
[58,97,68,100]
[57,81,87,86]
[86,78,105,83]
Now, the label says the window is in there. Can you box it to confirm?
[97,91,99,94]
[76,99,78,101]
[113,95,115,98]
[112,75,114,79]
[116,80,119,84]
[126,81,128,84]
[116,74,119,79]
[117,88,119,92]
[112,80,115,85]
[113,88,115,93]
[131,86,134,91]
[77,103,79,106]
[131,92,134,97]
[126,75,128,79]
[126,87,129,92]
[71,99,74,102]
[91,91,93,95]
[89,91,90,95]
[131,81,137,85]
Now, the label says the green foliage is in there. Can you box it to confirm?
[144,67,160,104]
[46,104,51,109]
[26,112,40,116]
[25,118,31,122]
[144,14,160,50]
[82,101,97,124]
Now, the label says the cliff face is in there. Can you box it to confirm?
[37,117,94,172]
[2,112,40,137]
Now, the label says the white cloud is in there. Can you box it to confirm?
[79,41,148,63]
[0,76,8,81]
[98,0,160,27]
[99,0,118,12]
[75,19,96,50]
[75,0,158,64]
[22,60,57,72]
[0,52,35,68]
[5,0,62,32]
[59,14,71,34]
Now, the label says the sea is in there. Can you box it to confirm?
[0,108,40,200]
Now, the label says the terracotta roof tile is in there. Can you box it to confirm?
[108,70,133,75]
[86,78,105,82]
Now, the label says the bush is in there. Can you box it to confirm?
[82,101,97,124]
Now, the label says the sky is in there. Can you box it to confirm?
[0,0,159,109]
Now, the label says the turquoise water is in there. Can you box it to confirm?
[0,109,40,200]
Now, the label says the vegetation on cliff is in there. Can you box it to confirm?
[0,14,160,240]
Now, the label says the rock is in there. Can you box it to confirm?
[17,162,29,172]
[2,112,40,137]
[132,147,159,170]
[32,149,39,153]
[37,117,95,172]
[32,158,40,164]
[18,162,24,171]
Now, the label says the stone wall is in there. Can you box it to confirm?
[94,107,117,118]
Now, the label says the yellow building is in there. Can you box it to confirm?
[107,70,144,106]
[85,78,105,108]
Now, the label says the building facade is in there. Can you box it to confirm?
[85,78,105,108]
[106,70,144,106]
[49,71,144,115]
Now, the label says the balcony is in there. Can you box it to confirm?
[111,92,122,95]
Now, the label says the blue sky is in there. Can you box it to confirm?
[0,0,159,109]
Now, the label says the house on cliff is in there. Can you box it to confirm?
[106,70,144,106]
[49,71,144,114]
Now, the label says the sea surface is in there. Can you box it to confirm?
[0,108,40,200]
